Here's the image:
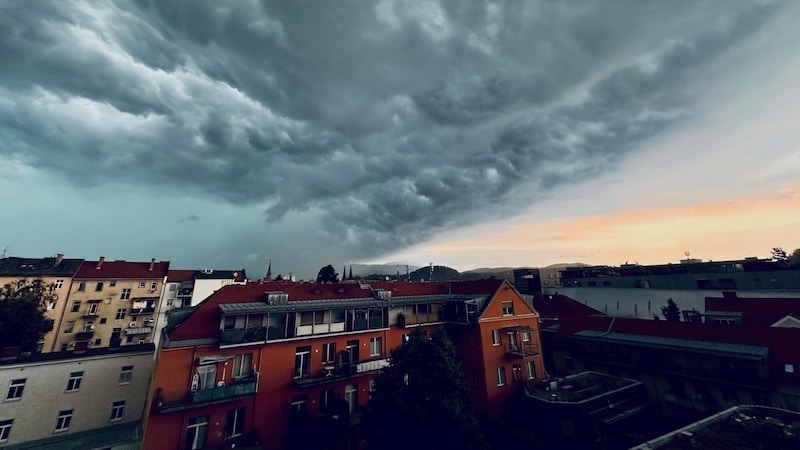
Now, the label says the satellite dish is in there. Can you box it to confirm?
[385,276,390,281]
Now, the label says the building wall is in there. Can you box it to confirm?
[475,286,546,416]
[54,277,165,351]
[0,346,154,447]
[0,275,75,353]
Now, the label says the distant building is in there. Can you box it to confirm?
[512,268,542,294]
[142,279,546,449]
[549,258,800,319]
[52,258,169,352]
[154,269,247,346]
[0,343,154,449]
[0,255,84,352]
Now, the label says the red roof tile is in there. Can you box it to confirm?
[705,295,800,327]
[530,292,604,318]
[167,270,196,282]
[75,260,170,279]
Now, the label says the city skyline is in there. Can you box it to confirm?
[2,1,800,279]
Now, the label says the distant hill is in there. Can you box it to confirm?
[349,263,419,277]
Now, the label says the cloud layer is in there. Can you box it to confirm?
[0,0,788,275]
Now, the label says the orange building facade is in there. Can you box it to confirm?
[142,279,545,450]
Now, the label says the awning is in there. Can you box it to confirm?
[503,325,533,332]
[199,355,236,365]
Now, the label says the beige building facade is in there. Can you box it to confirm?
[0,344,154,448]
[53,258,169,351]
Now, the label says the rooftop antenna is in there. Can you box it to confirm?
[1,247,10,258]
[429,262,434,282]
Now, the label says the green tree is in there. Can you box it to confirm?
[366,327,488,450]
[661,298,681,322]
[409,265,460,281]
[772,247,788,262]
[316,264,339,283]
[0,279,55,352]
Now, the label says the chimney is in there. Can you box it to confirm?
[96,257,105,270]
[55,253,64,267]
[149,258,156,271]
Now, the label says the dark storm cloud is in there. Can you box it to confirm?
[0,0,786,264]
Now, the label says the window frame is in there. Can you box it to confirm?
[120,289,131,300]
[501,301,514,316]
[5,379,25,401]
[55,409,73,433]
[66,371,83,392]
[225,406,246,438]
[110,400,125,422]
[369,336,382,357]
[115,308,126,320]
[185,415,209,450]
[496,366,506,386]
[491,329,501,346]
[232,354,253,379]
[0,419,12,442]
[119,365,133,385]
[322,342,337,364]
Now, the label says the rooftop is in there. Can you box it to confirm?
[633,406,800,449]
[526,371,641,404]
[0,343,155,367]
[0,256,84,277]
[75,258,170,280]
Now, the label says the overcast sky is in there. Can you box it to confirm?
[2,1,799,278]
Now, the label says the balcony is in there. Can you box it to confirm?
[292,357,390,388]
[130,306,156,316]
[220,327,268,346]
[155,375,259,413]
[125,326,152,336]
[75,331,95,341]
[505,342,540,358]
[397,312,443,327]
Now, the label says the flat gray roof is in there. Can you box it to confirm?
[571,331,769,359]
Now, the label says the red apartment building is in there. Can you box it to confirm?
[142,279,545,450]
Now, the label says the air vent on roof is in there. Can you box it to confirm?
[201,269,213,275]
[375,289,391,300]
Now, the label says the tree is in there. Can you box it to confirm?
[789,248,800,269]
[661,298,681,322]
[316,264,339,283]
[0,279,56,352]
[366,327,488,450]
[772,247,788,262]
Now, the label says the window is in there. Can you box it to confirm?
[95,282,104,291]
[290,394,307,417]
[169,284,177,292]
[502,301,514,316]
[6,379,25,401]
[100,318,107,324]
[491,329,501,346]
[232,353,253,378]
[64,321,75,333]
[345,384,358,413]
[60,343,68,351]
[115,308,126,320]
[150,281,158,290]
[0,419,12,442]
[120,289,131,300]
[47,297,57,310]
[225,407,246,438]
[138,282,145,289]
[512,363,521,381]
[109,280,117,287]
[522,331,531,342]
[496,366,506,386]
[527,361,536,379]
[322,342,336,364]
[346,340,359,363]
[110,400,125,421]
[196,365,217,390]
[786,364,795,374]
[55,409,73,432]
[119,365,133,384]
[370,337,382,357]
[87,301,99,316]
[54,279,64,289]
[185,416,208,450]
[70,301,81,313]
[77,282,86,292]
[294,346,311,379]
[66,371,83,392]
[320,388,334,412]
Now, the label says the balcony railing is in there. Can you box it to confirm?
[155,375,258,413]
[130,307,156,316]
[125,326,152,336]
[505,342,540,358]
[75,331,94,341]
[292,357,390,388]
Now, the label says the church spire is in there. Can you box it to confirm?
[266,259,272,281]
